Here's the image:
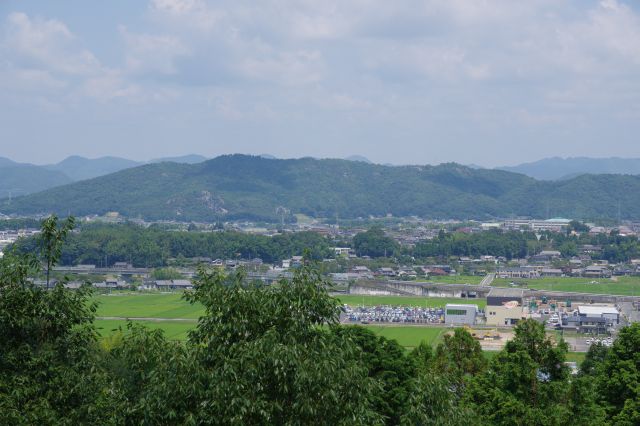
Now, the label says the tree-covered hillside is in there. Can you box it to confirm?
[0,163,72,198]
[3,154,640,221]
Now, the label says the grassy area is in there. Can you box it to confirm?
[493,276,640,296]
[95,292,487,320]
[94,317,447,348]
[362,325,446,349]
[336,295,486,308]
[566,352,586,364]
[94,319,194,340]
[294,213,315,225]
[94,293,204,319]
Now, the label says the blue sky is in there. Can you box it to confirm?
[1,0,639,166]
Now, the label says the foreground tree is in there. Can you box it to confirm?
[39,214,75,287]
[401,373,477,426]
[463,319,605,425]
[185,266,380,424]
[0,216,114,424]
[333,326,416,425]
[597,323,640,424]
[432,328,487,388]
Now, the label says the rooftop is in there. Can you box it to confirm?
[445,304,479,310]
[487,288,524,299]
[577,305,619,316]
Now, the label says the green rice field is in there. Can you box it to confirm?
[93,293,485,319]
[95,319,195,341]
[94,292,203,319]
[94,317,447,348]
[492,276,640,296]
[362,325,446,348]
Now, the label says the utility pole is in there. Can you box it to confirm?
[276,206,289,230]
[546,201,550,220]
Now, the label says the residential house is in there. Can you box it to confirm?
[541,268,563,277]
[376,267,396,277]
[584,265,611,278]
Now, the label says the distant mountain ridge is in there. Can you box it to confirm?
[344,155,372,163]
[44,155,142,181]
[0,157,72,197]
[3,154,640,221]
[150,154,208,164]
[0,154,210,196]
[498,157,640,180]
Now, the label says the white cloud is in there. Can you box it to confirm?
[120,27,191,75]
[237,49,325,86]
[4,12,101,75]
[3,0,640,165]
[81,71,140,102]
[149,0,221,32]
[1,12,155,105]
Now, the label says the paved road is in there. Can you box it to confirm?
[619,302,640,324]
[480,273,495,286]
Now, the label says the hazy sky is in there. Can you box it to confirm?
[1,0,639,167]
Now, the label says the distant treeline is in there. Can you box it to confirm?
[11,222,640,268]
[0,218,41,231]
[356,226,640,262]
[12,224,332,267]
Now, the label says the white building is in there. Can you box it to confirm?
[444,304,478,325]
[576,305,620,325]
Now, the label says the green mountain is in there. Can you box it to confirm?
[0,154,210,196]
[0,158,73,198]
[498,156,640,180]
[45,155,143,181]
[2,154,639,221]
[150,154,208,164]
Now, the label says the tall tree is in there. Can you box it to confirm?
[181,265,380,424]
[0,219,113,424]
[39,215,75,287]
[463,319,604,425]
[597,323,640,423]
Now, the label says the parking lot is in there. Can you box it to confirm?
[342,305,444,324]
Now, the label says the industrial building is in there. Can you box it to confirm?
[444,304,478,325]
[563,305,620,333]
[485,288,524,326]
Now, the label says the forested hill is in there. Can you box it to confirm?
[2,154,640,221]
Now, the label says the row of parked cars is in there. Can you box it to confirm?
[586,336,614,347]
[342,305,445,324]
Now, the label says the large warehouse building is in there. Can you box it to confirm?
[485,288,524,326]
[444,304,478,325]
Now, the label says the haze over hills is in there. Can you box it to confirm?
[150,154,208,164]
[0,153,377,196]
[3,154,640,222]
[0,154,212,196]
[44,155,142,181]
[498,157,640,180]
[0,157,72,197]
[344,155,372,163]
